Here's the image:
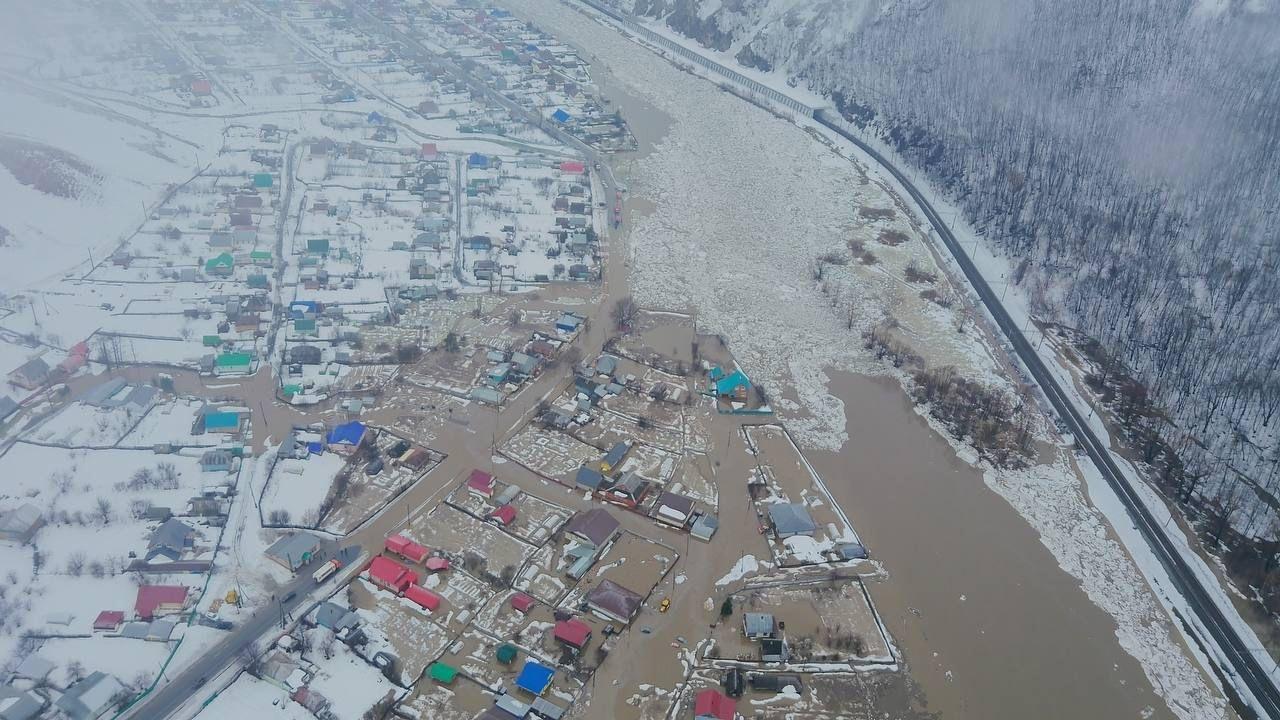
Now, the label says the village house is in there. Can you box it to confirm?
[585,579,643,623]
[742,613,776,640]
[367,556,418,594]
[54,672,125,720]
[467,469,497,499]
[693,688,736,720]
[655,491,695,528]
[599,441,630,474]
[385,534,429,564]
[265,532,323,572]
[0,504,43,543]
[146,518,196,562]
[134,585,190,620]
[326,421,368,455]
[564,508,620,548]
[605,471,650,508]
[768,503,817,539]
[553,618,592,651]
[6,357,49,390]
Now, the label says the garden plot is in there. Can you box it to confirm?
[405,348,490,396]
[261,450,345,528]
[25,400,150,448]
[321,437,442,535]
[474,589,554,639]
[447,480,570,546]
[614,442,681,486]
[298,632,403,720]
[564,531,676,619]
[710,580,891,667]
[502,424,601,481]
[122,397,218,448]
[349,578,453,684]
[576,412,683,461]
[0,443,207,517]
[405,504,536,583]
[745,425,862,566]
[36,635,174,689]
[610,311,696,375]
[194,672,312,720]
[397,669,498,720]
[669,454,718,508]
[513,543,572,605]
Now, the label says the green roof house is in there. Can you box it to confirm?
[282,384,302,398]
[214,352,252,375]
[202,335,223,347]
[294,318,317,335]
[428,662,457,685]
[250,250,272,265]
[204,253,234,277]
[306,238,330,255]
[248,273,270,289]
[496,643,519,665]
[252,173,273,188]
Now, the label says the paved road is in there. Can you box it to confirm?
[125,544,358,719]
[811,110,1280,719]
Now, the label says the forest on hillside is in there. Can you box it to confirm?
[616,0,1280,609]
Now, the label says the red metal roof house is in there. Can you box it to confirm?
[93,610,125,631]
[510,592,535,614]
[425,556,451,572]
[553,618,592,650]
[559,160,585,175]
[385,534,429,564]
[367,556,417,593]
[467,469,496,498]
[191,79,212,96]
[693,689,736,720]
[404,584,442,612]
[135,586,190,620]
[420,143,438,160]
[489,504,516,526]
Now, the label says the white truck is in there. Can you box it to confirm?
[312,558,342,583]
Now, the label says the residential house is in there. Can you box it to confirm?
[552,618,591,651]
[0,504,43,543]
[213,352,252,375]
[54,672,125,720]
[654,491,694,528]
[0,396,18,423]
[6,357,49,390]
[510,592,535,614]
[599,441,630,473]
[768,503,817,539]
[404,584,442,612]
[202,410,242,434]
[0,684,47,720]
[742,613,776,640]
[555,313,583,334]
[515,660,555,696]
[573,461,606,489]
[367,556,417,593]
[134,585,190,620]
[204,252,235,277]
[265,532,323,572]
[467,469,496,499]
[760,638,790,663]
[385,534,429,564]
[693,689,736,720]
[585,579,643,623]
[326,422,368,454]
[489,504,516,527]
[690,514,719,542]
[564,508,620,548]
[146,519,196,562]
[606,472,649,508]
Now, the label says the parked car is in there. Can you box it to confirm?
[365,458,385,476]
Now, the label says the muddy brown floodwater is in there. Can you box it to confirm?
[557,11,1181,717]
[811,371,1172,719]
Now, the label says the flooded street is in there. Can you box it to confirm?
[501,2,1195,718]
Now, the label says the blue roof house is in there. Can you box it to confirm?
[327,422,368,453]
[551,108,571,124]
[468,152,489,169]
[714,370,752,398]
[515,660,555,696]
